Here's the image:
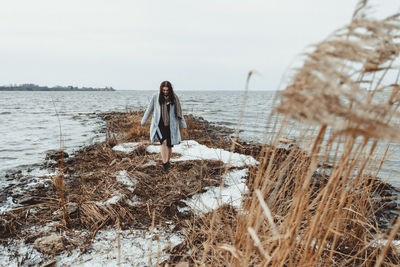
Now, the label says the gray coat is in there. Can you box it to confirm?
[141,93,187,145]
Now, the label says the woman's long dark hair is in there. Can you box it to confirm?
[159,81,175,106]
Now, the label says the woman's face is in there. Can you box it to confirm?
[162,86,169,96]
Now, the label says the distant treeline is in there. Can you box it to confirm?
[0,84,115,91]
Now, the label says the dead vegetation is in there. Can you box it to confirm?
[162,1,400,266]
[0,111,243,253]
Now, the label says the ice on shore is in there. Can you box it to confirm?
[182,168,249,214]
[57,228,184,267]
[147,140,258,167]
[115,170,138,189]
[0,167,56,213]
[0,228,184,267]
[112,142,141,153]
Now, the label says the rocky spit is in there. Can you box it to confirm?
[0,111,399,266]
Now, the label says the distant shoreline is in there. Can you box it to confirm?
[0,84,115,91]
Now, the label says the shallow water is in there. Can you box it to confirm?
[0,90,399,186]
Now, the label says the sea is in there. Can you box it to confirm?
[0,90,399,187]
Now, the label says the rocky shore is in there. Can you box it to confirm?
[0,111,399,266]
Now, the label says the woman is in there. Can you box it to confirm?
[141,81,187,174]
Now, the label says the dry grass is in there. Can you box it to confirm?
[0,114,233,250]
[164,2,400,266]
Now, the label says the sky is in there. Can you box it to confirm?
[0,0,398,91]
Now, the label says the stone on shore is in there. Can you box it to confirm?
[34,235,67,254]
[45,150,69,161]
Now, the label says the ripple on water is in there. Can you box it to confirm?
[0,156,17,160]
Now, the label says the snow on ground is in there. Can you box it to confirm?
[371,239,400,252]
[57,228,184,267]
[0,196,19,213]
[112,142,141,153]
[0,227,184,267]
[1,140,257,266]
[122,140,257,214]
[0,167,56,213]
[96,171,140,207]
[147,140,258,167]
[115,170,138,189]
[96,193,125,206]
[182,168,249,214]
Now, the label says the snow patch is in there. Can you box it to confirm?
[96,193,125,206]
[112,142,141,153]
[56,228,184,267]
[182,168,249,214]
[115,170,138,190]
[147,140,258,167]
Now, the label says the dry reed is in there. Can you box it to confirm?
[166,1,400,266]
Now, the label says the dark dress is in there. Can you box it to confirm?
[156,103,173,147]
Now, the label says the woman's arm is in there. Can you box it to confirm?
[141,95,155,125]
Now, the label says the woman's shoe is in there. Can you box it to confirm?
[162,162,168,174]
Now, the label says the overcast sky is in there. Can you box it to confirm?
[0,0,398,90]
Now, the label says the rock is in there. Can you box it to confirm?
[34,235,66,254]
[0,192,7,203]
[18,196,38,205]
[45,150,69,161]
[53,202,79,217]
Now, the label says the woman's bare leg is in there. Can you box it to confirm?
[160,140,168,163]
[167,146,172,162]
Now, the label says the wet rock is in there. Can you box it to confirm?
[34,235,67,254]
[45,150,69,161]
[65,157,74,164]
[18,196,38,205]
[0,192,7,203]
